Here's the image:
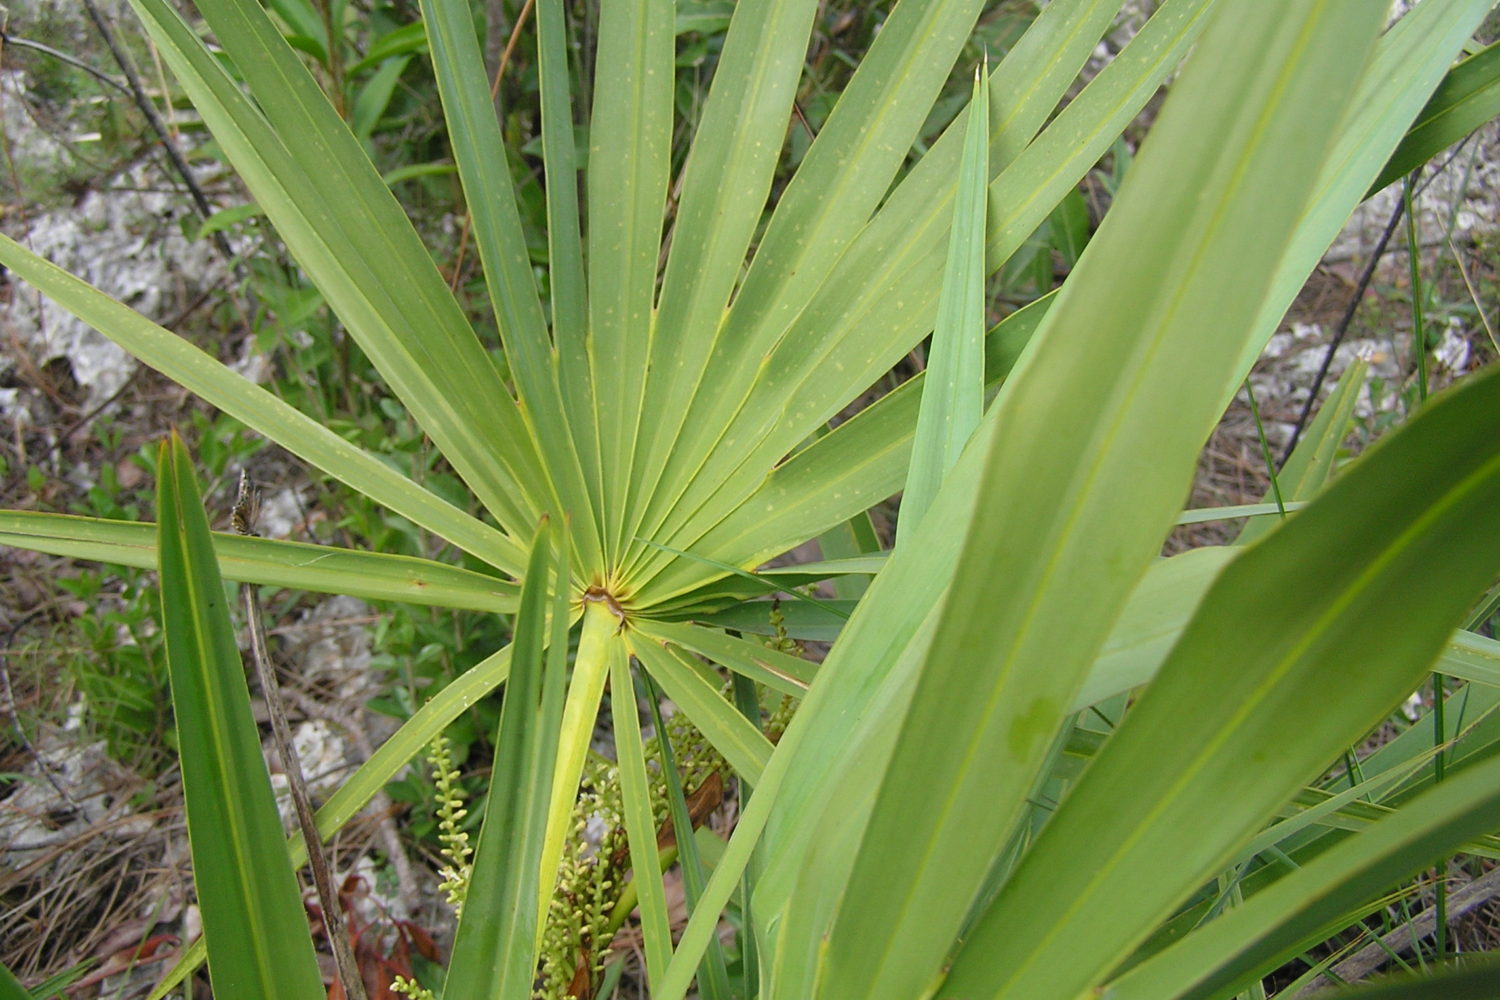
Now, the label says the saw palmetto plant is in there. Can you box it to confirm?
[5,0,1500,997]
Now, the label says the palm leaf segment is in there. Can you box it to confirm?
[416,0,1020,612]
[0,7,1200,883]
[1,0,1183,624]
[9,2,1500,994]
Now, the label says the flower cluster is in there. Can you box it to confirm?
[389,974,435,1000]
[411,661,796,997]
[428,732,473,917]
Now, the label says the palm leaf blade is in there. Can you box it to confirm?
[813,7,1385,997]
[156,434,324,1000]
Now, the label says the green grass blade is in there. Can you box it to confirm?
[898,65,989,542]
[1369,38,1500,197]
[1340,678,1500,804]
[129,0,548,536]
[943,361,1500,999]
[11,964,91,1000]
[349,21,429,74]
[1236,752,1440,865]
[155,433,324,1000]
[630,638,774,783]
[0,234,523,573]
[1237,358,1366,545]
[814,6,1384,997]
[443,519,560,998]
[1081,547,1500,714]
[419,0,600,571]
[817,510,881,601]
[759,554,888,583]
[610,651,672,992]
[1177,502,1309,525]
[1074,546,1231,710]
[351,55,413,142]
[1442,630,1500,687]
[264,0,325,58]
[587,0,673,565]
[1099,753,1500,1000]
[0,511,517,612]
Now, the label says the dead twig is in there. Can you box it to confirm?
[276,681,420,907]
[0,609,77,808]
[77,0,236,267]
[0,29,133,97]
[1294,865,1500,997]
[232,473,369,1000]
